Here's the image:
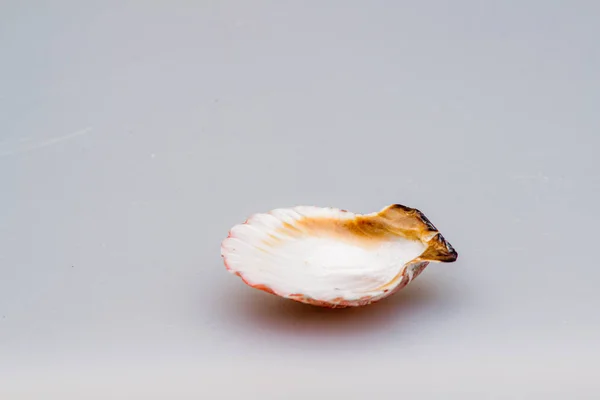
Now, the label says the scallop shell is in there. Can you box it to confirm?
[221,204,458,308]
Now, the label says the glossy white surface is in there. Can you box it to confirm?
[1,1,599,398]
[222,206,427,301]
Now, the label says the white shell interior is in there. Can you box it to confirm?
[221,206,427,302]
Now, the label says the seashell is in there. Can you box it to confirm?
[221,204,458,308]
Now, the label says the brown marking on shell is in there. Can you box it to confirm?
[264,204,457,264]
[269,214,395,249]
[347,216,394,240]
[418,233,458,262]
[376,204,438,240]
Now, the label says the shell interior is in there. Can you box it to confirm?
[221,205,457,305]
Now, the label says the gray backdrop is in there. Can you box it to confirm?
[1,1,599,399]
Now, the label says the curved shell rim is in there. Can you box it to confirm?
[221,203,457,307]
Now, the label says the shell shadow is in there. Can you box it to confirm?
[213,277,456,340]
